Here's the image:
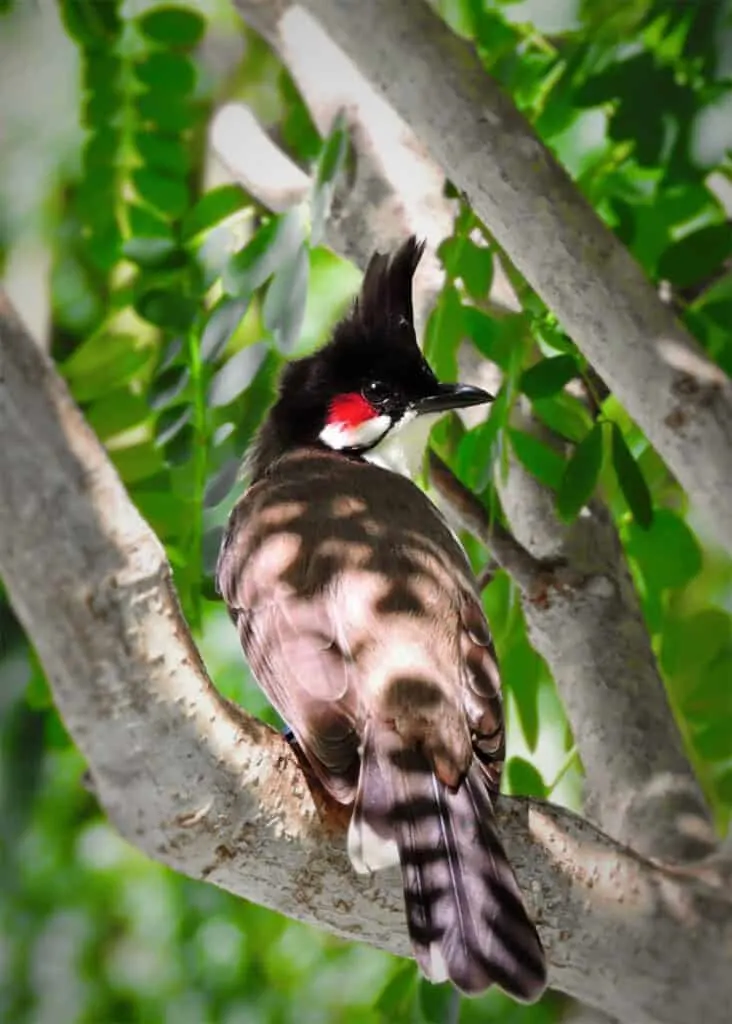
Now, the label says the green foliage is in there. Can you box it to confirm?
[2,0,732,1021]
[556,422,604,521]
[520,355,579,400]
[610,423,653,529]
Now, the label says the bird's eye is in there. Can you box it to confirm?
[362,380,390,406]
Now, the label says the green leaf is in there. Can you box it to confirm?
[459,239,494,301]
[63,331,133,377]
[502,639,541,751]
[531,314,576,355]
[164,423,196,466]
[462,306,516,371]
[456,420,496,493]
[520,354,579,400]
[662,611,732,682]
[375,963,418,1016]
[25,669,52,711]
[315,111,349,190]
[134,132,190,175]
[611,423,653,528]
[59,0,121,44]
[262,245,310,353]
[86,389,149,441]
[133,168,189,219]
[223,212,305,297]
[684,646,732,721]
[419,980,456,1024]
[149,366,190,410]
[110,442,166,484]
[134,52,196,95]
[127,203,175,238]
[557,422,603,521]
[455,386,509,492]
[700,299,732,332]
[123,236,183,269]
[159,335,185,371]
[85,222,123,273]
[83,86,121,127]
[506,757,547,799]
[482,570,513,643]
[63,339,153,402]
[424,284,464,381]
[133,485,182,541]
[181,185,250,242]
[532,392,593,443]
[625,509,702,590]
[52,251,104,333]
[135,289,197,331]
[200,295,251,362]
[208,343,269,408]
[137,6,206,48]
[715,767,732,808]
[232,350,282,451]
[204,457,241,508]
[136,92,194,134]
[658,223,732,289]
[202,525,225,576]
[693,720,732,762]
[508,428,565,489]
[311,113,349,245]
[155,405,192,447]
[83,126,121,170]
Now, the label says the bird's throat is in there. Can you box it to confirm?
[363,411,440,478]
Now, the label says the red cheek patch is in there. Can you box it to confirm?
[327,392,377,427]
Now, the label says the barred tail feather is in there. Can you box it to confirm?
[348,727,547,1001]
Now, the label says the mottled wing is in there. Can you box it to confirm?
[216,496,360,803]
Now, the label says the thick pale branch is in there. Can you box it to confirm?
[0,293,731,1024]
[235,0,732,555]
[211,104,311,212]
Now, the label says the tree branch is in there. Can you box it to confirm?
[234,0,732,556]
[0,292,731,1024]
[427,451,550,592]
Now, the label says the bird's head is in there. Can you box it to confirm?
[254,237,492,477]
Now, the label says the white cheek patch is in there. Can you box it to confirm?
[319,414,391,451]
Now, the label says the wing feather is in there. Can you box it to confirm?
[216,493,362,802]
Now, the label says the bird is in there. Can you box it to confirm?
[216,236,547,1000]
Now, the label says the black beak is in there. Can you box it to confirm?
[412,382,493,416]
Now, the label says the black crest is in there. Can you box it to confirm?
[247,236,433,479]
[353,236,425,335]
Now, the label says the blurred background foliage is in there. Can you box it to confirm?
[1,0,731,1021]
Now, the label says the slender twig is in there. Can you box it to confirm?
[427,450,550,592]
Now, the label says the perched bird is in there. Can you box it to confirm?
[216,237,546,1000]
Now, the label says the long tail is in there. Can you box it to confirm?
[348,726,547,1000]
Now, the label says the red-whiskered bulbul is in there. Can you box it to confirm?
[216,237,547,1000]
